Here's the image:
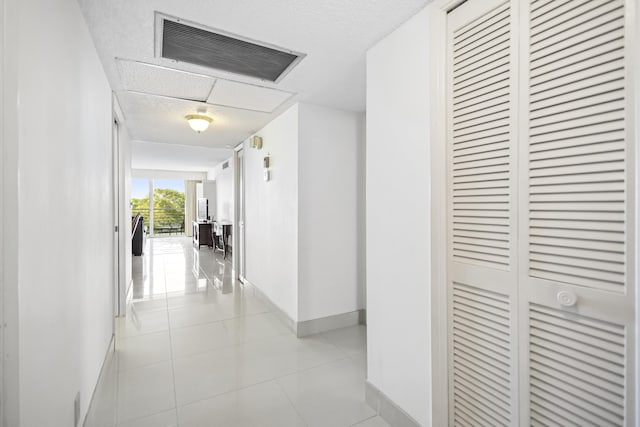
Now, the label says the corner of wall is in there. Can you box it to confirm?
[296,103,363,323]
[243,103,300,323]
[2,0,21,423]
[365,4,432,426]
[365,381,422,427]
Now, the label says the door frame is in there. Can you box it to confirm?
[425,1,465,426]
[0,0,4,422]
[111,117,120,320]
[630,0,640,420]
[233,143,245,282]
[112,95,127,317]
[0,0,19,423]
[629,0,640,420]
[426,0,640,425]
[235,147,246,282]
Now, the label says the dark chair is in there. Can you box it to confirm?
[132,214,144,256]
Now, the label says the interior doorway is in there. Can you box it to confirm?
[112,118,120,318]
[236,148,246,282]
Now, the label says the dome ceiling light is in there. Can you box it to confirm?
[185,114,213,133]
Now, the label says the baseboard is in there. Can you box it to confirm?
[83,334,116,427]
[247,279,297,334]
[365,381,422,427]
[359,308,367,325]
[247,278,366,337]
[296,309,364,337]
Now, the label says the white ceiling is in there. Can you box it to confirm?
[132,141,232,172]
[78,0,431,171]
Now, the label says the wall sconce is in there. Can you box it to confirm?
[251,135,263,149]
[264,153,271,182]
[186,114,213,133]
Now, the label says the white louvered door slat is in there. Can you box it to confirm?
[519,0,635,425]
[447,0,636,425]
[524,0,628,294]
[447,1,519,425]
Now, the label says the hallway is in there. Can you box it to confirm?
[85,238,385,427]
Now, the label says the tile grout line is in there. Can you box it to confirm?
[177,377,279,410]
[119,240,179,425]
[175,254,316,418]
[163,252,181,427]
[170,252,245,413]
[114,245,151,425]
[275,353,352,381]
[274,379,310,427]
[116,355,173,374]
[200,256,235,356]
[349,415,380,427]
[123,238,370,426]
[172,350,354,412]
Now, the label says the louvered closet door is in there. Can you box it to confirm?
[519,0,635,425]
[446,1,520,425]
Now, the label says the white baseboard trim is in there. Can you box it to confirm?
[365,381,422,427]
[247,278,366,337]
[83,334,116,427]
[248,280,297,334]
[297,309,363,337]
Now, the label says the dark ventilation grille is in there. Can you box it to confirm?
[222,161,229,170]
[162,19,300,82]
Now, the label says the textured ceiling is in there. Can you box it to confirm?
[117,59,215,102]
[78,0,431,170]
[208,80,293,113]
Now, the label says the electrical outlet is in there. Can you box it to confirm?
[74,392,80,426]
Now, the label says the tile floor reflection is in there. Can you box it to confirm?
[85,237,387,427]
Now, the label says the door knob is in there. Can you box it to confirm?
[557,290,577,307]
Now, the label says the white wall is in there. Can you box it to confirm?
[132,169,206,181]
[196,182,204,199]
[244,105,299,321]
[366,7,432,426]
[241,103,363,325]
[0,0,11,424]
[203,180,217,220]
[297,104,365,321]
[211,159,234,222]
[2,0,20,423]
[3,0,116,425]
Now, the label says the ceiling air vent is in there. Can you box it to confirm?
[160,16,304,83]
[222,161,229,170]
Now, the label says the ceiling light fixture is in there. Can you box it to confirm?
[185,114,213,133]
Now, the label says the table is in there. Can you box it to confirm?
[192,221,213,248]
[214,221,232,259]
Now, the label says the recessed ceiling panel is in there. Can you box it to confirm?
[160,17,304,82]
[117,59,215,101]
[208,80,294,113]
[117,91,272,148]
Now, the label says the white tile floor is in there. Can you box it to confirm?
[85,237,389,427]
